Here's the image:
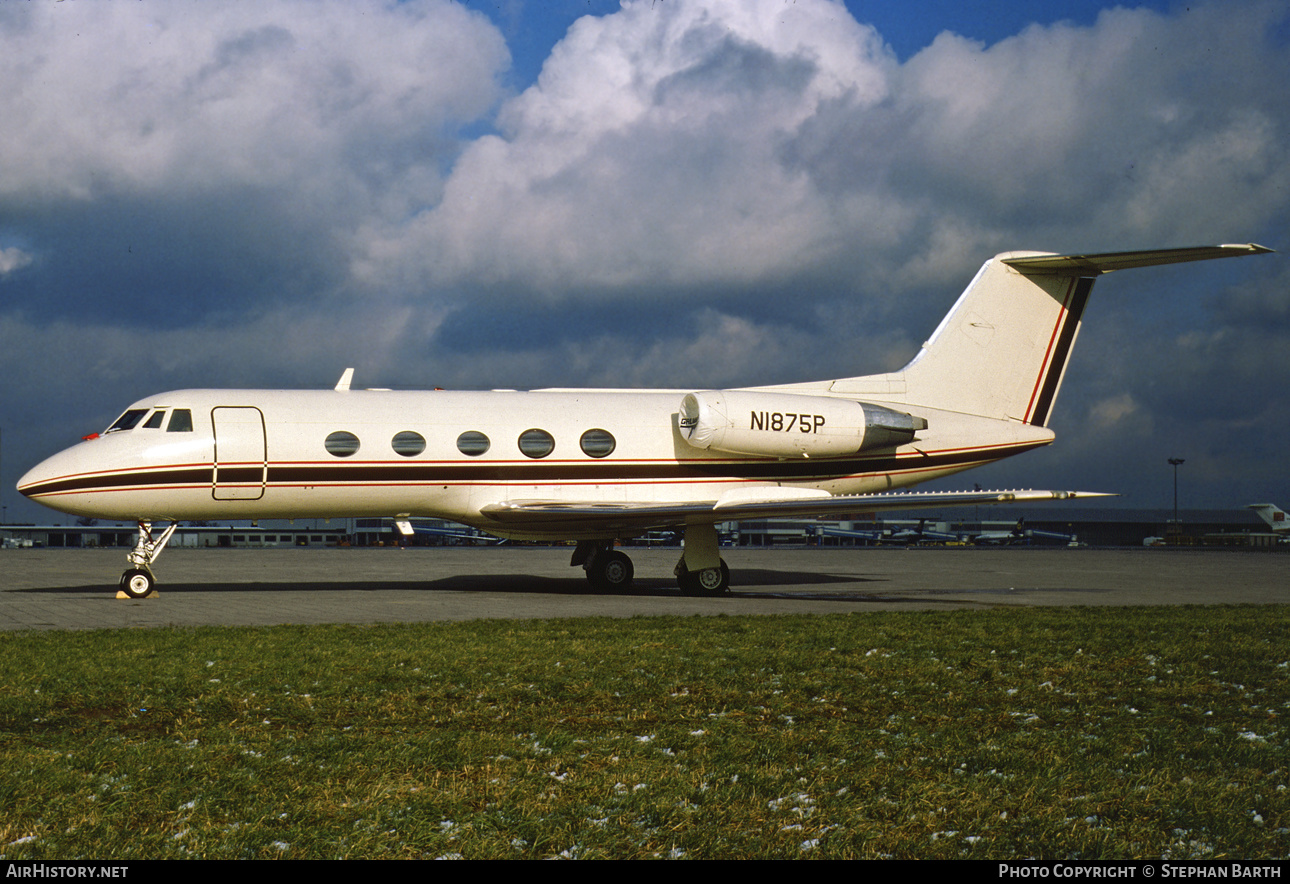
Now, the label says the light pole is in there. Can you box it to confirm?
[1168,457,1185,543]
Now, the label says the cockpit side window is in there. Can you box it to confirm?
[167,409,194,432]
[143,410,166,429]
[106,409,148,433]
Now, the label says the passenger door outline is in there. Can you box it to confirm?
[212,406,267,501]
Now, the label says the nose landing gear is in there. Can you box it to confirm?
[118,520,177,599]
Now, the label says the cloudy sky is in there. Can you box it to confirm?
[2,0,1286,525]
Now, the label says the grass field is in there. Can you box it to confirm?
[1,606,1287,859]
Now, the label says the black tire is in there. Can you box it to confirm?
[120,568,155,599]
[676,559,730,596]
[588,549,634,593]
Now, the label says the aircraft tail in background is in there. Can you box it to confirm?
[1248,503,1289,533]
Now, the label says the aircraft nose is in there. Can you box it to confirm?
[17,440,102,506]
[18,451,69,500]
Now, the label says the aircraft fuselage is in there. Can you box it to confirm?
[20,387,1052,540]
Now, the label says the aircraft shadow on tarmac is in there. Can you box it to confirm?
[25,567,890,599]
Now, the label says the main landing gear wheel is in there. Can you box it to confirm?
[676,559,730,597]
[588,549,635,593]
[119,568,156,599]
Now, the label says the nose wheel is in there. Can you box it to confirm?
[117,521,177,599]
[119,567,156,599]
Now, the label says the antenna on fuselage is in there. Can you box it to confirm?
[334,368,355,392]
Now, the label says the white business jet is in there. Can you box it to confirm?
[18,244,1271,598]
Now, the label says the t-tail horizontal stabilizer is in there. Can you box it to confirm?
[1002,243,1273,276]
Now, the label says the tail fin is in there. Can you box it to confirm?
[1248,503,1288,533]
[896,254,1092,425]
[847,244,1271,425]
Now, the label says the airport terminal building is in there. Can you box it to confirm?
[2,507,1282,550]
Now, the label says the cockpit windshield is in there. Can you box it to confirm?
[167,409,193,432]
[105,409,149,433]
[104,407,195,434]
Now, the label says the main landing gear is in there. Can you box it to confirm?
[674,557,730,597]
[571,524,731,596]
[672,523,730,597]
[118,520,177,599]
[572,540,635,593]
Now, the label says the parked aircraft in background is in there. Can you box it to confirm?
[815,518,958,546]
[970,518,1030,545]
[17,244,1270,597]
[811,523,886,544]
[887,519,960,546]
[393,518,497,545]
[817,516,1075,546]
[969,518,1076,546]
[1248,504,1289,536]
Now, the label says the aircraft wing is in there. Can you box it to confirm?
[479,489,1111,534]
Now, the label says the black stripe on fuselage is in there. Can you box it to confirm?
[1028,276,1093,427]
[20,441,1049,498]
[21,467,214,497]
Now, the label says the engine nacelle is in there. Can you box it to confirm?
[678,391,926,458]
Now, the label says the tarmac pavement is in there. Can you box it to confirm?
[1,546,1287,631]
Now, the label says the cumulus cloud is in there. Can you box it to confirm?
[0,0,509,324]
[0,247,32,277]
[1088,393,1148,434]
[356,0,894,295]
[0,0,506,202]
[357,0,1288,306]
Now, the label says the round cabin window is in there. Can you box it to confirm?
[518,428,555,459]
[456,431,491,457]
[579,428,616,458]
[392,431,426,457]
[325,431,360,457]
